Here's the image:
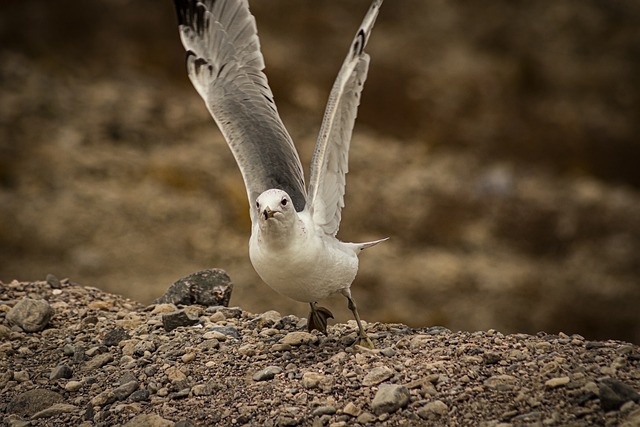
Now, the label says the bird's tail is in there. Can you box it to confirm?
[350,237,389,252]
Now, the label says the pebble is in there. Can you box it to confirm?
[130,388,150,402]
[342,402,361,417]
[91,390,117,406]
[84,353,114,371]
[31,403,79,419]
[166,366,187,383]
[417,400,449,419]
[311,406,336,417]
[484,374,518,391]
[255,310,282,328]
[65,381,84,392]
[6,298,53,332]
[50,364,73,380]
[162,310,200,332]
[253,366,283,381]
[362,366,395,386]
[371,384,410,415]
[122,414,174,427]
[281,332,318,346]
[181,351,197,363]
[545,376,570,389]
[103,326,131,346]
[14,370,30,382]
[114,380,139,401]
[208,325,240,339]
[302,372,329,389]
[46,274,62,289]
[356,412,377,424]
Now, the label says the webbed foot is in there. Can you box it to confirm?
[353,334,375,349]
[308,302,334,335]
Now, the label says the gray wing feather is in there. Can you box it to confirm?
[175,0,307,222]
[307,0,383,236]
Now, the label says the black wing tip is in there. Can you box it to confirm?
[174,0,209,34]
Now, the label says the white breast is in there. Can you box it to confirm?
[249,212,359,302]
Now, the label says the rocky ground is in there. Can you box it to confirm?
[2,0,640,344]
[2,277,640,426]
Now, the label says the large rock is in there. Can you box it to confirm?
[154,269,233,307]
[6,298,53,332]
[7,389,64,417]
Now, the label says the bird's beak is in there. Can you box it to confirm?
[263,206,275,220]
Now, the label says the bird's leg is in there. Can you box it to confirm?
[308,302,334,335]
[341,289,374,348]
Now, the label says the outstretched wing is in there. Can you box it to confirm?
[306,0,383,236]
[175,0,307,222]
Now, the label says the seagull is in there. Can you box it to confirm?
[174,0,386,347]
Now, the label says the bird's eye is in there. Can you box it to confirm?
[281,198,288,206]
[256,201,260,209]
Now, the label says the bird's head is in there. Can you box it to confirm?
[255,189,295,223]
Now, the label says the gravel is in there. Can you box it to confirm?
[1,277,640,426]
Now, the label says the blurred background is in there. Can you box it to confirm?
[1,1,639,343]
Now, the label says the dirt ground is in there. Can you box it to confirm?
[1,1,639,343]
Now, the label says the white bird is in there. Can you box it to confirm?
[174,0,386,347]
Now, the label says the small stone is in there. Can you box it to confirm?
[209,311,226,322]
[181,352,197,363]
[208,326,240,339]
[31,403,78,419]
[356,412,377,424]
[84,353,114,371]
[545,377,570,389]
[311,406,336,417]
[133,340,156,356]
[281,332,318,346]
[65,381,83,392]
[50,364,73,380]
[484,374,518,391]
[302,372,327,389]
[169,388,191,400]
[0,324,11,339]
[255,310,282,328]
[203,331,228,341]
[46,274,62,289]
[103,327,130,346]
[362,366,394,386]
[599,379,640,411]
[162,310,200,332]
[7,298,53,332]
[91,390,117,406]
[114,381,139,401]
[14,370,29,382]
[253,366,283,382]
[342,402,361,417]
[150,303,178,314]
[380,347,397,357]
[271,343,292,352]
[130,388,150,402]
[7,389,64,417]
[166,366,187,383]
[118,371,137,385]
[417,400,449,419]
[371,384,410,415]
[122,414,174,427]
[154,268,233,307]
[174,420,198,427]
